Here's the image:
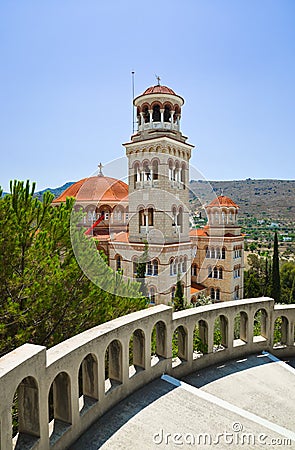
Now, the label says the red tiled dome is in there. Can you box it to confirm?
[142,85,177,95]
[207,195,239,208]
[52,176,128,203]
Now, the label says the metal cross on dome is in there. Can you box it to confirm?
[155,74,161,86]
[98,162,103,176]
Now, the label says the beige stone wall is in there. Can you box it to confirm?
[1,299,294,450]
[191,234,244,302]
[109,241,192,305]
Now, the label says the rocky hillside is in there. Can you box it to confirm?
[34,182,75,200]
[189,179,295,220]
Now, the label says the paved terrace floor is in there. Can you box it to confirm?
[69,353,295,449]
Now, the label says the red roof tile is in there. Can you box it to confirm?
[52,176,128,203]
[142,85,176,95]
[190,227,209,237]
[207,195,239,208]
[191,283,206,294]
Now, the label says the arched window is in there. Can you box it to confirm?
[192,264,197,276]
[218,267,223,279]
[213,267,218,279]
[143,106,149,123]
[139,208,145,231]
[234,286,239,300]
[222,247,226,259]
[116,255,121,271]
[137,107,141,126]
[133,258,138,276]
[216,288,220,301]
[147,260,153,276]
[169,160,174,181]
[134,162,140,188]
[216,247,221,259]
[177,207,183,232]
[208,266,212,278]
[148,207,154,226]
[234,265,241,278]
[152,160,158,180]
[149,287,156,304]
[205,246,210,258]
[170,259,174,276]
[210,247,215,259]
[172,206,177,226]
[153,259,159,276]
[173,258,177,275]
[175,161,180,182]
[180,162,185,187]
[178,258,182,274]
[164,105,171,122]
[143,161,151,181]
[210,288,215,300]
[152,104,161,121]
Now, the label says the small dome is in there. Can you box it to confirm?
[142,85,177,96]
[52,176,128,203]
[207,195,239,209]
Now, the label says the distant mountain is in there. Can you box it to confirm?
[189,179,295,220]
[6,178,293,221]
[34,182,75,200]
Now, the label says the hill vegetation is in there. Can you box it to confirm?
[189,179,295,220]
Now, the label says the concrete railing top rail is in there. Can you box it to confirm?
[1,297,294,450]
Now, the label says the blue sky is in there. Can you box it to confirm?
[0,0,294,191]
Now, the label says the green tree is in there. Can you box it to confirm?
[0,180,146,356]
[280,261,295,304]
[271,231,281,302]
[135,242,148,298]
[173,277,184,311]
[244,272,261,298]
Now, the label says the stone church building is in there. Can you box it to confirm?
[53,83,244,305]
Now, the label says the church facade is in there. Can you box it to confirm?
[53,83,244,305]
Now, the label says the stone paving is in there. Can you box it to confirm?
[69,354,295,449]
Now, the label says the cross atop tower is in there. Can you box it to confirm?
[155,74,161,86]
[98,162,103,176]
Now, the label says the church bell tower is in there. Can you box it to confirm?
[123,81,194,304]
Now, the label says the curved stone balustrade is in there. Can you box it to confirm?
[1,297,294,450]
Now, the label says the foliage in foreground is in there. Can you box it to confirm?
[0,181,146,356]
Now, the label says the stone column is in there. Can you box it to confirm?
[170,110,175,129]
[140,112,144,130]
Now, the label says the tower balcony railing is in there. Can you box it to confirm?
[1,298,294,450]
[139,122,179,132]
[135,180,160,189]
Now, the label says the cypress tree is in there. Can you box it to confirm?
[271,231,281,303]
[136,242,148,298]
[173,277,184,311]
